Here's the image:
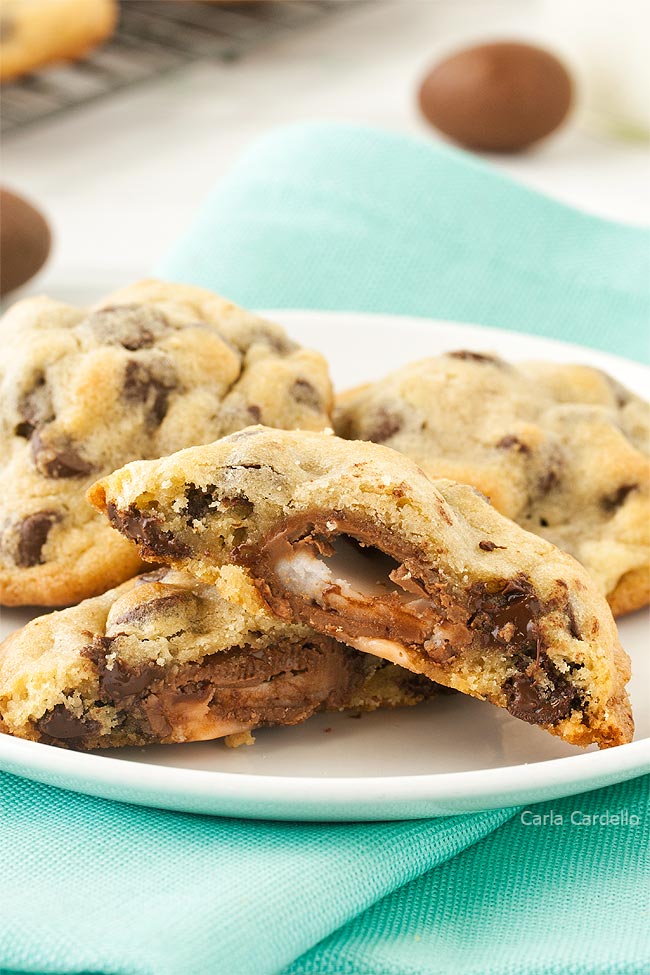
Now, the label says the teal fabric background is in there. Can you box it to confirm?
[160,122,650,363]
[1,123,649,975]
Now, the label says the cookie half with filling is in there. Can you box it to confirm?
[0,279,332,606]
[0,566,433,750]
[89,427,633,749]
[334,352,650,616]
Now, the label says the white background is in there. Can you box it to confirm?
[2,0,649,305]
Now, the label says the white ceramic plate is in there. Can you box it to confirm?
[1,311,648,821]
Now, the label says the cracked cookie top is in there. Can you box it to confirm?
[0,280,333,606]
[90,425,633,749]
[334,352,650,615]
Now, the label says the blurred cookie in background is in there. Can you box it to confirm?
[0,187,51,296]
[0,0,117,82]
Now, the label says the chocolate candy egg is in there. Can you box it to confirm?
[1,188,51,296]
[418,42,573,152]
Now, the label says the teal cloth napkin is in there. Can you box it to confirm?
[2,122,649,975]
[161,122,649,362]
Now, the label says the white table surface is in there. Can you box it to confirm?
[2,0,649,306]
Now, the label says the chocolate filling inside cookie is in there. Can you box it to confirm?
[242,513,583,728]
[36,636,376,750]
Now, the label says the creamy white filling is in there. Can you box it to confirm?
[344,635,414,669]
[274,535,411,605]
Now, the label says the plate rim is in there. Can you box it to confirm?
[1,309,648,820]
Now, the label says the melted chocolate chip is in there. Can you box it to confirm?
[504,656,576,725]
[366,408,402,443]
[601,483,637,512]
[496,435,530,454]
[123,360,176,425]
[478,540,506,551]
[82,635,159,704]
[106,502,191,559]
[184,483,217,521]
[84,304,169,350]
[31,432,93,478]
[291,379,322,411]
[100,658,160,704]
[37,705,100,741]
[247,405,262,423]
[470,575,543,651]
[183,484,253,525]
[448,350,499,364]
[16,511,58,567]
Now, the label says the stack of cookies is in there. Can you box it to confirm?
[1,280,647,753]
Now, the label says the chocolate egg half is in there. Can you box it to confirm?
[418,41,573,152]
[1,188,51,296]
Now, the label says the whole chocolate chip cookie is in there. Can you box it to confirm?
[0,280,333,606]
[0,565,433,750]
[334,353,650,616]
[90,426,633,749]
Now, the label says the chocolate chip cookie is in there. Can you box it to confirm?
[0,0,117,82]
[0,279,333,606]
[334,353,650,616]
[90,426,633,749]
[0,565,432,750]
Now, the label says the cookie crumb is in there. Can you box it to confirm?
[225,730,256,748]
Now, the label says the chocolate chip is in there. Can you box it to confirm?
[601,483,637,512]
[496,435,530,454]
[36,704,100,741]
[16,511,58,566]
[366,408,402,443]
[291,379,322,411]
[448,350,500,364]
[566,601,582,641]
[539,469,560,495]
[470,575,543,651]
[504,656,576,725]
[17,373,54,435]
[106,502,191,559]
[183,484,253,525]
[31,431,93,478]
[15,421,35,439]
[85,637,163,707]
[83,304,170,350]
[478,540,505,551]
[184,484,217,521]
[99,657,159,704]
[247,405,262,423]
[110,591,193,627]
[123,359,177,425]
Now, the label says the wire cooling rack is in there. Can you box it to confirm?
[1,1,364,135]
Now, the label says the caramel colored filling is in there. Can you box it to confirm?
[245,513,580,728]
[37,636,375,749]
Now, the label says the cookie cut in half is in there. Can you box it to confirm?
[90,427,634,749]
[335,353,650,616]
[0,279,332,606]
[0,566,432,750]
